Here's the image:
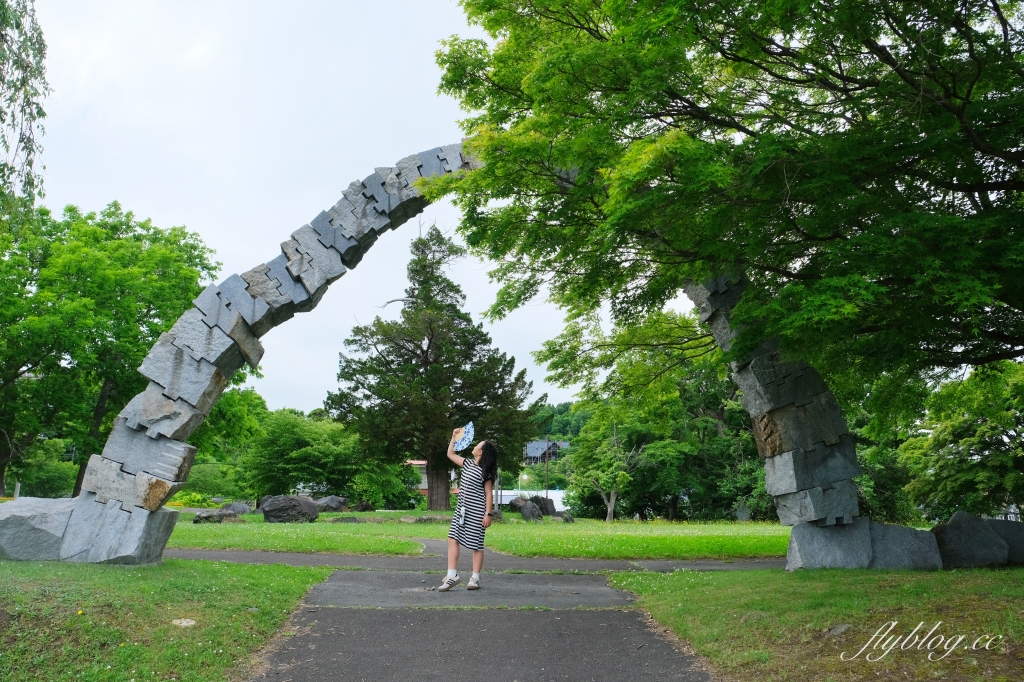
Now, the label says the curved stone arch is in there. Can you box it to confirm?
[57,143,477,563]
[0,143,943,569]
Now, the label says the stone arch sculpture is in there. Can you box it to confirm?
[0,142,944,569]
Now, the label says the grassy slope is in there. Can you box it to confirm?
[0,559,332,682]
[169,515,789,559]
[611,568,1024,682]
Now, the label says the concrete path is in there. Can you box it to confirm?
[165,539,779,680]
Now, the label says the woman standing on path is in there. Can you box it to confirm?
[439,430,496,591]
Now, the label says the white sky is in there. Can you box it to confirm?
[35,0,580,411]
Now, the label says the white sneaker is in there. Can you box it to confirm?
[438,575,460,592]
[467,575,480,590]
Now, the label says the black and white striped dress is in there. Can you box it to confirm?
[449,458,487,551]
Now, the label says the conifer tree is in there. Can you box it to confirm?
[326,227,540,509]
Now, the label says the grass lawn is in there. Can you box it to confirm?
[169,513,789,560]
[167,514,429,554]
[612,567,1024,681]
[0,559,332,682]
[488,519,789,559]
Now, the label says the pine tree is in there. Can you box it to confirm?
[325,227,541,509]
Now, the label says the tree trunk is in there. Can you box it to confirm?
[0,459,6,497]
[427,464,452,511]
[667,495,678,521]
[73,375,117,497]
[605,489,616,522]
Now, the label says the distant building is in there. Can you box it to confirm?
[523,440,569,465]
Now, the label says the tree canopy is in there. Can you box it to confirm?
[432,0,1024,390]
[0,203,218,495]
[325,226,541,509]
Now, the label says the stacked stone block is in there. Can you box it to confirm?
[0,143,477,564]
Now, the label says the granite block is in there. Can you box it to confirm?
[240,262,297,329]
[59,493,178,564]
[217,273,273,335]
[0,497,76,561]
[764,434,862,496]
[786,516,872,570]
[868,522,943,570]
[985,519,1024,564]
[751,391,850,457]
[931,511,1009,568]
[80,454,183,512]
[774,478,860,526]
[138,333,229,412]
[118,381,206,440]
[102,416,197,481]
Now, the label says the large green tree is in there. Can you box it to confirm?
[0,0,47,197]
[432,0,1024,393]
[899,361,1024,521]
[0,203,217,495]
[325,226,541,509]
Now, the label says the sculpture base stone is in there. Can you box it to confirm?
[60,493,178,564]
[868,522,942,570]
[985,519,1024,564]
[0,497,77,561]
[931,511,1009,568]
[786,516,872,570]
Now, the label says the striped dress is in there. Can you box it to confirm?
[448,458,488,551]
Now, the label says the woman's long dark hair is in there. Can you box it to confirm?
[478,440,498,483]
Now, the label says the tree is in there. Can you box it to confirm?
[432,0,1024,397]
[899,361,1024,521]
[0,0,48,197]
[0,203,217,495]
[240,409,363,499]
[325,226,541,509]
[542,311,766,520]
[577,426,641,522]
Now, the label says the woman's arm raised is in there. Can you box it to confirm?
[446,429,465,467]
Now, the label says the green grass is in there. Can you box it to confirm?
[168,515,428,554]
[0,559,332,682]
[485,519,790,559]
[611,567,1024,682]
[170,513,789,559]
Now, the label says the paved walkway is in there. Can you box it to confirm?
[163,540,780,681]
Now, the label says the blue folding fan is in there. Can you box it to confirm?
[453,422,474,451]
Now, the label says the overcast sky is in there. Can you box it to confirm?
[35,0,581,411]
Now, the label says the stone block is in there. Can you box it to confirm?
[328,195,377,248]
[217,273,273,336]
[102,416,197,481]
[703,309,737,351]
[59,493,178,564]
[221,501,252,515]
[868,522,942,569]
[315,495,348,512]
[80,454,184,512]
[360,172,400,214]
[751,390,850,457]
[240,262,298,329]
[281,237,328,303]
[786,516,872,570]
[985,519,1024,564]
[265,253,313,312]
[439,143,467,173]
[417,147,445,178]
[118,381,206,440]
[168,308,245,375]
[344,178,393,239]
[931,511,1009,568]
[774,478,859,526]
[309,210,363,268]
[138,333,229,412]
[733,352,831,416]
[291,223,348,282]
[764,434,862,496]
[0,497,76,561]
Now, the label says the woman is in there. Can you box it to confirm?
[439,430,497,591]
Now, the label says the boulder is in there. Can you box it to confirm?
[508,497,527,512]
[193,509,238,524]
[488,509,504,523]
[561,511,575,524]
[352,499,375,512]
[985,519,1024,564]
[519,501,543,522]
[868,522,942,570]
[786,516,872,570]
[258,495,273,509]
[261,495,319,523]
[530,496,557,516]
[221,502,251,515]
[416,514,452,523]
[315,495,348,512]
[0,497,76,561]
[931,511,1009,568]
